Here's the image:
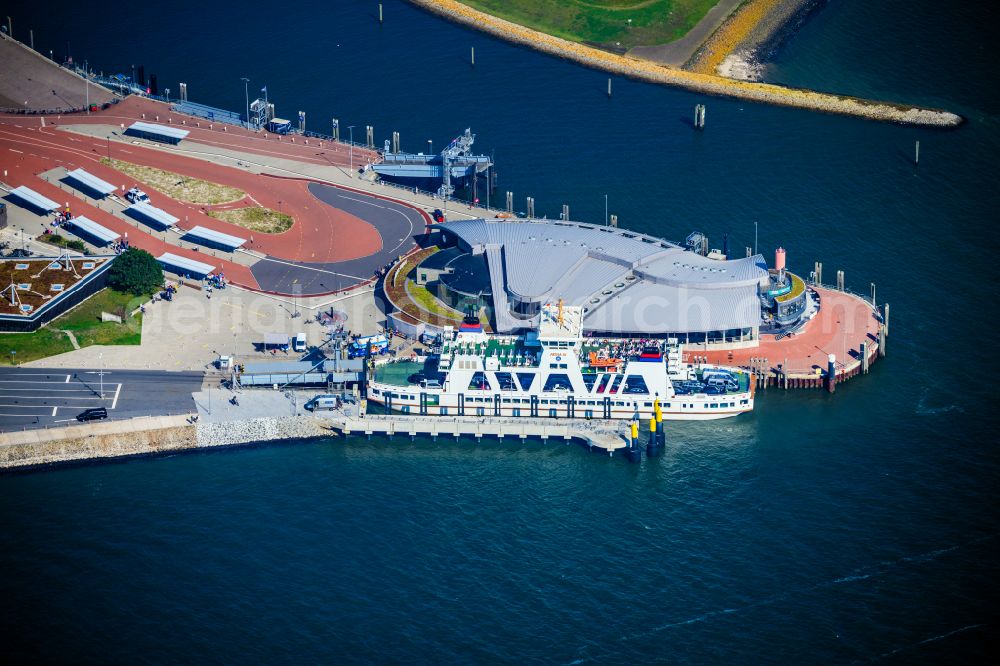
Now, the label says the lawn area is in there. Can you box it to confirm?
[0,328,75,366]
[0,288,144,365]
[406,281,463,321]
[100,157,245,205]
[457,0,721,49]
[206,206,293,234]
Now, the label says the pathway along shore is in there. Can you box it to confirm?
[407,0,962,128]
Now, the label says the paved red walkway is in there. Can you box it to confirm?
[0,101,414,293]
[693,287,880,375]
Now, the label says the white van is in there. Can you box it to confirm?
[293,332,307,352]
[305,394,340,411]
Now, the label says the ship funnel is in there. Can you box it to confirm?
[775,247,786,272]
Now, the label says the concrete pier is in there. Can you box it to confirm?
[331,414,629,456]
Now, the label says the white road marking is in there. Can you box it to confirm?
[0,388,106,393]
[65,374,71,383]
[112,383,122,409]
[0,404,104,409]
[0,379,89,384]
[52,406,57,416]
[8,148,23,153]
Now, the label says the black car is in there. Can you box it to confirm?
[77,407,108,422]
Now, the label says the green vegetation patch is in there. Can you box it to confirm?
[775,272,805,304]
[37,233,87,253]
[0,328,75,365]
[457,0,720,49]
[0,288,145,365]
[108,248,164,296]
[206,206,293,234]
[406,281,463,321]
[100,157,245,205]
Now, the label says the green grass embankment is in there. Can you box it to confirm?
[0,289,144,365]
[458,0,719,49]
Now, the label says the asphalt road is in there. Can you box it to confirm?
[0,367,205,432]
[250,182,425,295]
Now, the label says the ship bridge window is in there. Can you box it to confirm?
[468,372,491,391]
[542,374,573,392]
[516,372,536,391]
[622,376,649,395]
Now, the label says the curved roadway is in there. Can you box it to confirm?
[249,182,426,295]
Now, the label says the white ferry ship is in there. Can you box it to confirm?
[367,303,754,421]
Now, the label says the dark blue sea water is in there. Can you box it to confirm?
[2,0,997,661]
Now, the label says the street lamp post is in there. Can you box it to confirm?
[240,77,250,130]
[98,352,104,398]
[754,220,758,256]
[9,350,15,366]
[428,139,432,154]
[165,87,170,103]
[604,194,608,226]
[84,59,89,113]
[347,125,355,173]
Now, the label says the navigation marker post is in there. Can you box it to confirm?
[241,77,250,130]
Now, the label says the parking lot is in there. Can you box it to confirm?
[0,367,204,431]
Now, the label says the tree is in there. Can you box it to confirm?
[107,248,163,296]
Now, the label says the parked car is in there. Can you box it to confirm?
[125,187,150,204]
[76,407,108,422]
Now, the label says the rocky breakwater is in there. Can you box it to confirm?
[195,415,332,447]
[407,0,962,127]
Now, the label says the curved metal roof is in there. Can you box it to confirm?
[439,219,769,334]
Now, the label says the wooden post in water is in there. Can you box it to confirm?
[610,214,618,228]
[607,78,612,98]
[860,342,869,374]
[379,3,383,24]
[836,270,845,292]
[915,140,920,165]
[827,354,836,394]
[471,47,475,66]
[562,204,569,221]
[883,303,890,337]
[878,323,887,358]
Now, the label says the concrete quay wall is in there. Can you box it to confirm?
[0,414,333,471]
[407,0,961,127]
[334,414,629,455]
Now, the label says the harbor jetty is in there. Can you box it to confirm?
[331,414,629,456]
[407,0,961,127]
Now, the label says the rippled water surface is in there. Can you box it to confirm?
[1,0,996,661]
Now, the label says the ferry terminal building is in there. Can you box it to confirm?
[407,219,808,349]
